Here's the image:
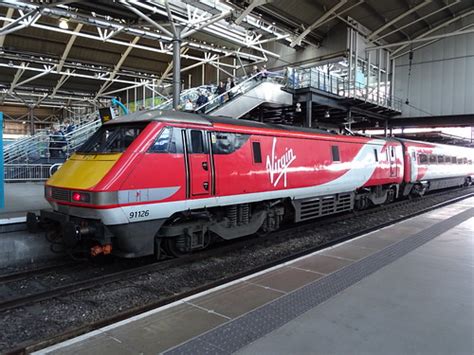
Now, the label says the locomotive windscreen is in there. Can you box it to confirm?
[77,123,147,154]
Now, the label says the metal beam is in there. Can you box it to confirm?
[290,0,347,47]
[368,27,474,50]
[119,0,174,37]
[48,23,83,100]
[368,0,432,40]
[94,36,140,99]
[0,1,271,62]
[375,0,461,42]
[14,64,56,88]
[57,23,83,73]
[0,8,41,36]
[392,23,474,59]
[181,10,232,38]
[0,7,13,47]
[165,0,178,37]
[391,9,474,55]
[234,0,270,25]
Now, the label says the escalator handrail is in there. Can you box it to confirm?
[194,72,264,114]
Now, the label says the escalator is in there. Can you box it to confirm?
[198,72,292,118]
[154,71,293,119]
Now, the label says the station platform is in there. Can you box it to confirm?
[37,197,473,355]
[0,182,48,221]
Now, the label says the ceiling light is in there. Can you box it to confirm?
[324,110,330,118]
[59,19,68,30]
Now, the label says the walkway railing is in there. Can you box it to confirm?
[4,164,53,182]
[286,67,402,112]
[3,117,101,164]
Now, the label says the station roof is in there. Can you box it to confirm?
[0,0,472,117]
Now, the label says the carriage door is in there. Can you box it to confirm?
[187,129,211,197]
[389,146,397,177]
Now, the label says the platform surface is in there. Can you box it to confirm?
[37,197,474,355]
[0,182,48,220]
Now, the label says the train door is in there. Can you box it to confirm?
[186,129,212,197]
[389,146,397,177]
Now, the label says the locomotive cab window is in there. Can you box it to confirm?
[148,127,183,153]
[252,142,262,163]
[78,123,146,154]
[331,145,340,162]
[373,149,378,162]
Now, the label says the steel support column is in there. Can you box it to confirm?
[29,106,35,135]
[306,99,312,128]
[172,30,181,110]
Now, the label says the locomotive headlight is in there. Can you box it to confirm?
[72,191,91,203]
[45,186,52,198]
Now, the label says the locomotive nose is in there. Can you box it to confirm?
[47,153,122,190]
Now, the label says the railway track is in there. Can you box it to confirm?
[2,187,473,353]
[0,261,76,284]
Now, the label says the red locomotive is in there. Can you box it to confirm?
[27,110,473,258]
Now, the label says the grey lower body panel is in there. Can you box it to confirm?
[292,192,354,222]
[108,219,167,257]
[37,208,166,258]
[427,176,467,191]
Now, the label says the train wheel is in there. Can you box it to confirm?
[163,232,211,258]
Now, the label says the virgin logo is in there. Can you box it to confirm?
[266,138,296,188]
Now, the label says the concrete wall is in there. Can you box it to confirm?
[394,17,474,117]
[264,23,348,69]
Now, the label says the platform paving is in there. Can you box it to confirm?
[36,197,474,355]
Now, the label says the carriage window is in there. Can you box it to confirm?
[331,145,340,162]
[412,151,416,161]
[457,157,463,164]
[463,158,468,164]
[419,154,428,164]
[373,149,378,162]
[445,156,451,164]
[437,155,444,163]
[190,130,204,153]
[252,142,262,163]
[148,127,183,153]
[212,132,249,154]
[429,155,437,164]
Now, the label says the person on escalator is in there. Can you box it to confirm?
[196,90,208,113]
[184,98,194,112]
[252,65,259,80]
[215,81,226,104]
[226,77,235,100]
[261,64,268,80]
